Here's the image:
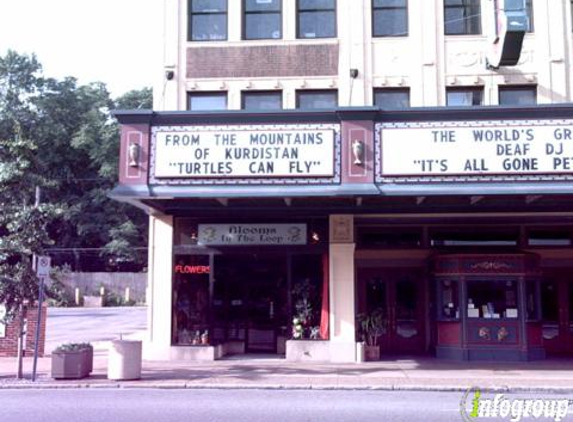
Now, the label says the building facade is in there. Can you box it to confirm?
[112,0,573,362]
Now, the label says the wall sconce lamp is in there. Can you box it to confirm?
[350,68,359,79]
[351,139,365,166]
[128,142,140,168]
[165,70,175,80]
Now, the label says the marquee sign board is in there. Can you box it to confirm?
[379,120,573,178]
[198,224,307,246]
[152,127,335,179]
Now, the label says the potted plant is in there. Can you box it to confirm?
[51,342,93,379]
[357,308,387,361]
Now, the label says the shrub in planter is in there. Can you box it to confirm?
[357,308,387,361]
[51,343,93,379]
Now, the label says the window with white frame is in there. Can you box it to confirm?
[297,0,336,39]
[242,91,283,110]
[444,0,481,35]
[243,0,282,40]
[446,87,483,106]
[188,0,227,41]
[374,88,410,109]
[372,0,408,37]
[188,92,228,110]
[296,90,338,109]
[498,86,537,106]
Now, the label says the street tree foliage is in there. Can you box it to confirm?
[0,50,150,286]
[0,135,61,319]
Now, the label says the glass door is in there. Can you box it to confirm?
[359,269,426,355]
[541,278,573,355]
[392,276,425,353]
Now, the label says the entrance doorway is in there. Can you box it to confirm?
[213,254,288,353]
[541,276,573,355]
[357,268,426,354]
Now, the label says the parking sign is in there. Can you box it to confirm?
[36,256,51,278]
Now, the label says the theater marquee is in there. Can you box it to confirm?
[377,120,573,179]
[151,125,336,180]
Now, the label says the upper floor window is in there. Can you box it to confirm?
[374,88,410,109]
[526,0,534,32]
[297,0,336,39]
[296,90,338,109]
[188,92,227,110]
[446,87,483,106]
[243,0,282,40]
[372,0,408,37]
[498,85,537,106]
[444,0,481,35]
[188,0,227,41]
[242,91,283,110]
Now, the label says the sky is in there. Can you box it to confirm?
[0,0,163,98]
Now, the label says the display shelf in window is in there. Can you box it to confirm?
[466,279,519,320]
[436,279,460,321]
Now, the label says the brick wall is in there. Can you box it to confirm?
[187,44,339,79]
[0,304,47,358]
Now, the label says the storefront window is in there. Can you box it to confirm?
[466,279,519,319]
[291,255,327,340]
[173,255,211,345]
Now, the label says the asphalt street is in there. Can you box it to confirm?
[1,389,572,422]
[45,306,147,354]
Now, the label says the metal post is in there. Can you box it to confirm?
[31,273,45,381]
[32,187,42,381]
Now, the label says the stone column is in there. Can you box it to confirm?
[328,215,357,362]
[144,214,174,360]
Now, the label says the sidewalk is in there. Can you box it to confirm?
[2,352,573,393]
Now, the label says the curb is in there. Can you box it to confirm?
[1,382,573,394]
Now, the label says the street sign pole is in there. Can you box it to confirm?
[31,276,45,381]
[32,255,50,382]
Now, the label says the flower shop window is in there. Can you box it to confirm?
[172,254,211,345]
[290,254,328,340]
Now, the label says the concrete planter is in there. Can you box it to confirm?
[51,350,90,379]
[286,339,331,362]
[108,340,142,380]
[364,345,380,361]
[84,344,94,374]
